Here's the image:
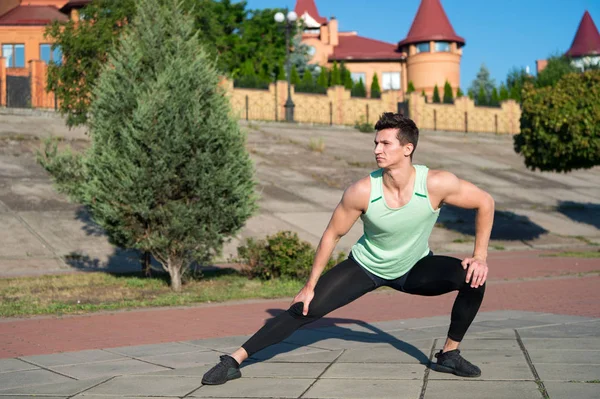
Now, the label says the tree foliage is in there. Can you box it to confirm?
[535,55,579,88]
[432,84,441,103]
[370,73,381,99]
[42,0,257,290]
[406,81,416,94]
[469,63,495,105]
[351,78,367,98]
[443,80,453,104]
[46,0,306,126]
[514,70,600,172]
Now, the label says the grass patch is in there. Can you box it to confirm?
[541,250,600,258]
[452,238,472,243]
[308,137,325,153]
[492,245,505,250]
[0,270,304,318]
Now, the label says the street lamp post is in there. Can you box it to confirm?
[274,10,297,122]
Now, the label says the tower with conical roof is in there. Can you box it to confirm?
[566,11,600,70]
[398,0,464,99]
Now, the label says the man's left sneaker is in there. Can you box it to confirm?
[433,349,481,377]
[202,355,241,385]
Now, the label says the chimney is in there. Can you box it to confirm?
[320,24,329,45]
[329,17,338,46]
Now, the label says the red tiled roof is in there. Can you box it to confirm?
[330,35,405,61]
[398,0,465,47]
[0,5,68,26]
[294,0,327,25]
[566,11,600,58]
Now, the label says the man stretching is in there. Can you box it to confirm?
[202,112,494,384]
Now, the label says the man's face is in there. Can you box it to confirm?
[373,128,413,167]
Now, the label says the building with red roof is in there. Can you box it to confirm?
[0,0,89,70]
[298,0,465,99]
[536,10,600,74]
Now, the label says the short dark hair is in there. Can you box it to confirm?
[374,112,419,158]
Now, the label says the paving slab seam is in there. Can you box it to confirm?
[515,329,549,399]
[16,357,79,381]
[66,376,116,399]
[417,337,437,399]
[298,349,345,399]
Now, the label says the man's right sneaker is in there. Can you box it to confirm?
[433,349,481,377]
[202,355,241,385]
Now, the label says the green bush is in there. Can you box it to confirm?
[406,81,416,94]
[370,74,381,99]
[514,70,600,172]
[354,116,375,133]
[432,84,441,103]
[351,78,367,98]
[443,80,453,104]
[237,231,346,280]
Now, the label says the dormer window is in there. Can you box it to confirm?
[435,41,451,52]
[415,43,430,53]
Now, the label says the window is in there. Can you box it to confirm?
[415,42,430,53]
[351,72,366,84]
[2,44,25,68]
[435,41,451,52]
[40,44,62,65]
[382,72,401,90]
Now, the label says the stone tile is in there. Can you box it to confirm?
[424,381,541,399]
[141,364,212,377]
[261,350,343,364]
[303,378,422,399]
[185,335,252,351]
[22,349,125,367]
[337,345,430,365]
[536,364,600,382]
[0,369,72,391]
[544,382,600,399]
[249,342,325,361]
[241,362,328,378]
[0,377,109,396]
[0,358,38,373]
[522,337,600,350]
[139,349,222,368]
[429,362,534,380]
[474,318,554,330]
[0,397,65,399]
[471,329,517,339]
[106,342,207,358]
[85,375,202,396]
[52,358,168,379]
[437,350,527,366]
[321,363,425,380]
[513,313,597,324]
[517,321,600,338]
[528,349,600,364]
[191,377,313,398]
[292,336,385,351]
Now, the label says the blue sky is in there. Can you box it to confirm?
[245,0,600,90]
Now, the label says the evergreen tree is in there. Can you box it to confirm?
[317,67,329,89]
[351,78,367,97]
[330,61,342,86]
[469,63,496,103]
[456,87,464,98]
[50,0,256,291]
[421,90,427,102]
[370,73,381,98]
[535,55,578,88]
[407,81,416,93]
[490,87,500,106]
[290,65,301,86]
[443,80,454,103]
[467,88,475,99]
[499,83,509,101]
[477,86,487,105]
[298,69,314,93]
[505,66,532,103]
[276,61,286,81]
[340,62,353,90]
[432,84,441,103]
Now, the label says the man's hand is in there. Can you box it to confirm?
[461,257,488,288]
[291,284,315,316]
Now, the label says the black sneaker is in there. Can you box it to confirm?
[202,355,241,385]
[433,349,481,377]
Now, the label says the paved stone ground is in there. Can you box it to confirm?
[0,111,599,276]
[0,311,598,399]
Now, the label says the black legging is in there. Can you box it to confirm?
[242,254,485,356]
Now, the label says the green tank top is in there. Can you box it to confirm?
[351,165,440,279]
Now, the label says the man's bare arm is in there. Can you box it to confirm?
[429,171,495,287]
